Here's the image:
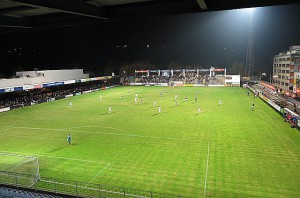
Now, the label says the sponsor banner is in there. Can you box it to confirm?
[174,84,183,86]
[96,77,105,80]
[65,94,74,98]
[64,80,76,84]
[212,68,225,72]
[101,87,107,90]
[34,84,42,89]
[135,70,149,73]
[55,82,64,86]
[83,90,92,94]
[208,85,225,87]
[249,87,255,93]
[284,108,299,117]
[173,81,183,84]
[14,87,23,91]
[86,78,91,82]
[5,87,14,92]
[0,107,10,113]
[186,69,196,72]
[159,83,168,86]
[183,84,194,87]
[43,82,58,87]
[91,78,97,81]
[268,100,281,112]
[81,79,86,82]
[145,85,150,86]
[193,84,205,87]
[131,83,143,86]
[0,89,5,93]
[23,84,34,90]
[259,93,270,103]
[75,93,81,96]
[160,70,170,77]
[31,102,36,105]
[75,79,81,83]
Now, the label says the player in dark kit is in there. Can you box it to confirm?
[67,134,71,145]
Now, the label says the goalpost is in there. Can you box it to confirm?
[0,152,40,186]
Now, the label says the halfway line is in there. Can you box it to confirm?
[203,141,210,198]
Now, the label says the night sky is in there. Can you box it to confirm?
[1,3,300,77]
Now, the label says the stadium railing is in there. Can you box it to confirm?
[0,171,186,198]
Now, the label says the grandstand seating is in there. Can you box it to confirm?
[0,186,63,198]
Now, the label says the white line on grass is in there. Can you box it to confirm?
[3,125,203,143]
[85,163,111,187]
[3,126,66,131]
[66,126,132,135]
[203,141,210,198]
[0,152,36,159]
[0,151,108,164]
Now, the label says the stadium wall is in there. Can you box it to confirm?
[0,69,88,88]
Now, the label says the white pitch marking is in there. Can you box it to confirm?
[85,163,111,187]
[67,126,132,135]
[3,126,67,132]
[0,151,108,164]
[3,125,203,143]
[203,141,210,198]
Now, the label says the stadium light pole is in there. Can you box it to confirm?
[245,7,255,79]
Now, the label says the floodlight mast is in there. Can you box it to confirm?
[245,8,255,79]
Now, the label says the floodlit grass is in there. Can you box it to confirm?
[0,86,300,197]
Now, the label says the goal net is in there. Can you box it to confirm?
[0,152,40,186]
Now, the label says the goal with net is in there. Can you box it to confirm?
[0,152,40,186]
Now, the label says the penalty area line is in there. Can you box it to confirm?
[203,141,210,198]
[66,126,132,135]
[85,163,111,187]
[0,150,108,164]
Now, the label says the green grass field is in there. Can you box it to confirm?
[1,86,300,197]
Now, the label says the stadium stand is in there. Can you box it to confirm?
[124,67,230,86]
[0,80,117,109]
[0,185,63,198]
[250,83,300,128]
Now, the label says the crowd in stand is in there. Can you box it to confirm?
[251,83,300,128]
[252,83,300,113]
[0,81,115,108]
[283,111,297,128]
[126,73,226,85]
[126,75,172,84]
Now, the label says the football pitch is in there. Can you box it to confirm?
[1,86,300,197]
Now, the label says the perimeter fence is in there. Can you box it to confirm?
[0,171,186,198]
